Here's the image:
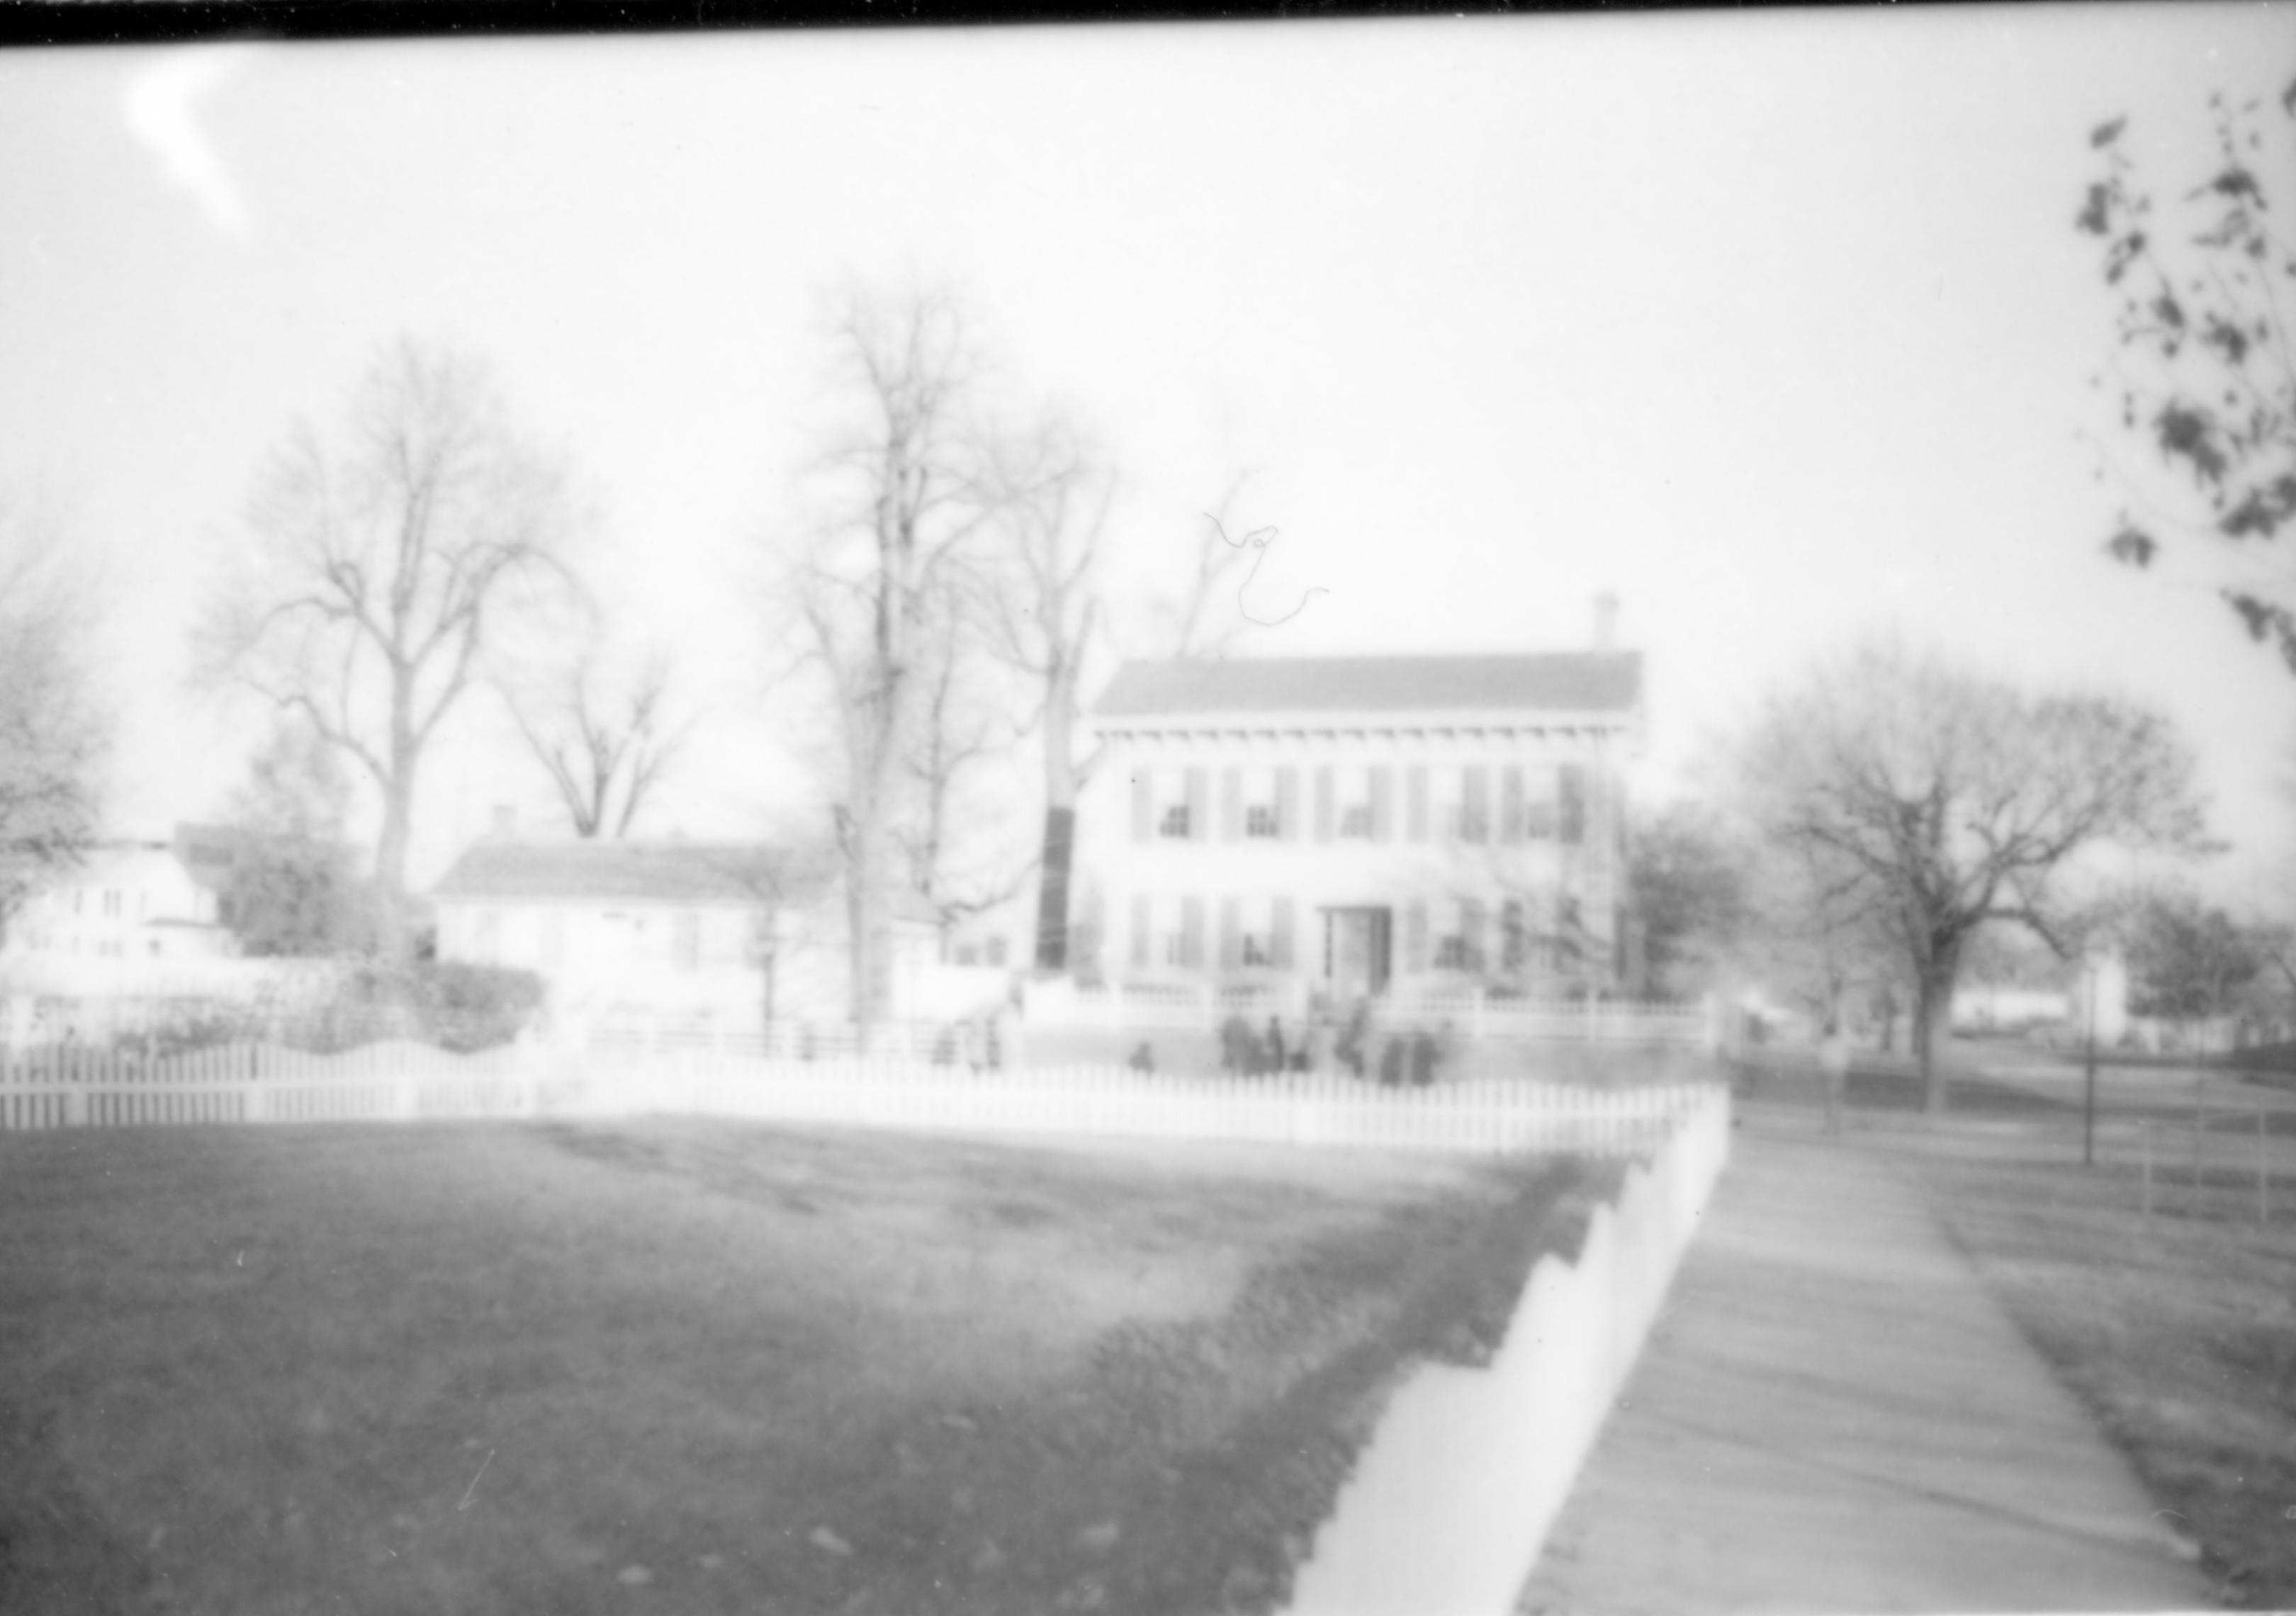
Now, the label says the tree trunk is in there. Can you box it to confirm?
[373,755,416,963]
[1915,961,1957,1116]
[1032,668,1080,973]
[847,795,882,1034]
[1033,807,1075,972]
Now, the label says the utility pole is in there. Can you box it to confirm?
[2083,958,2099,1167]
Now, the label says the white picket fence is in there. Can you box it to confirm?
[1286,1082,1733,1615]
[0,1041,1718,1159]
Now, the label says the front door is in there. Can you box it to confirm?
[1323,907,1392,998]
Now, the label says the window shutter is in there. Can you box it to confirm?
[1186,768,1210,842]
[1404,899,1429,974]
[1463,765,1491,844]
[1078,882,1105,970]
[1220,896,1241,970]
[1370,766,1395,842]
[1222,767,1243,842]
[1271,897,1295,970]
[1406,766,1429,843]
[1181,895,1206,970]
[1501,766,1526,843]
[1462,898,1485,972]
[1560,765,1586,844]
[1314,767,1335,842]
[1130,894,1150,969]
[1276,767,1300,841]
[1132,769,1152,843]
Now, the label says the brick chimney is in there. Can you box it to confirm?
[1592,591,1620,651]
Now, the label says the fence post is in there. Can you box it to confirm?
[2193,1077,2207,1209]
[2259,1103,2270,1229]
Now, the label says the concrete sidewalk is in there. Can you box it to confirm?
[1516,1108,2215,1615]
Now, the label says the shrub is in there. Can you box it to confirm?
[315,961,546,1053]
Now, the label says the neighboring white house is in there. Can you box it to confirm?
[1069,632,1643,1006]
[427,836,988,1029]
[1,841,236,964]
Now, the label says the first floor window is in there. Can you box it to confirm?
[1432,897,1486,973]
[1131,894,1205,970]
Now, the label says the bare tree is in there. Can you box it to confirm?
[1144,471,1264,662]
[784,285,997,1031]
[500,640,686,838]
[0,490,107,933]
[977,417,1115,972]
[896,595,1024,938]
[1623,799,1754,998]
[698,841,835,1036]
[1730,639,2212,1113]
[201,337,575,958]
[1733,836,1901,1036]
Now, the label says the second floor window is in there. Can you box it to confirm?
[1335,765,1374,838]
[1238,766,1282,838]
[1159,802,1191,839]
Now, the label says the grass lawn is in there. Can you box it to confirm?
[0,1117,1614,1615]
[1728,1048,2069,1116]
[1889,1131,2296,1609]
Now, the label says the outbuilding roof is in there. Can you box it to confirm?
[430,840,825,907]
[1091,652,1643,721]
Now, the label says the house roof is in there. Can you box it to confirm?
[1091,653,1644,722]
[431,841,829,907]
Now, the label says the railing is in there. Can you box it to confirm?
[0,1040,1721,1159]
[583,1018,996,1064]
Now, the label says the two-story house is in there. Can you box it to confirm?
[1068,643,1642,1006]
[2,841,235,963]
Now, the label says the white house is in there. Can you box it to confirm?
[1,841,236,964]
[427,836,981,1030]
[1069,636,1643,1008]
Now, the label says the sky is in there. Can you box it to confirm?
[2,6,2293,910]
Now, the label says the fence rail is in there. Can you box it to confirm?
[0,1041,1718,1158]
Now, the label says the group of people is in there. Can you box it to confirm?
[1218,1012,1312,1077]
[1207,1000,1455,1087]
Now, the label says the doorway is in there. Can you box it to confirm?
[1322,907,1392,998]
